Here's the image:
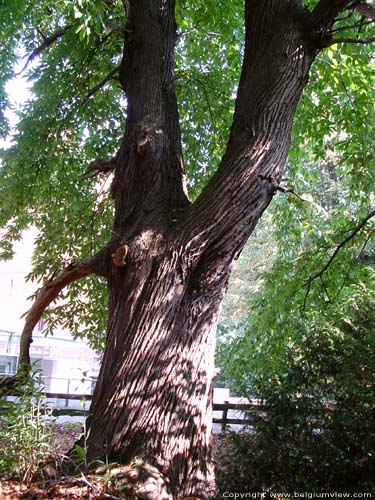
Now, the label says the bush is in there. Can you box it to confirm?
[218,283,375,493]
[0,369,54,483]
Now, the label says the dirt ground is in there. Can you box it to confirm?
[0,422,203,499]
[0,475,125,500]
[0,423,128,500]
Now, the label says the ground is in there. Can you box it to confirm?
[0,423,217,499]
[0,476,123,500]
[0,422,125,500]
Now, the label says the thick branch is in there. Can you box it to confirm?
[0,253,107,395]
[16,26,70,76]
[83,156,117,178]
[112,0,190,235]
[311,1,359,27]
[181,1,315,265]
[311,1,375,27]
[18,260,95,366]
[356,1,375,19]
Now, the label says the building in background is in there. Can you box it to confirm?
[0,230,232,421]
[0,230,100,394]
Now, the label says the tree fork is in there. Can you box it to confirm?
[13,0,372,498]
[85,1,321,499]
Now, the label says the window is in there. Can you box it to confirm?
[0,356,17,375]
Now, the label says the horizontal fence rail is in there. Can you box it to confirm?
[41,394,264,428]
[2,391,336,431]
[3,391,263,429]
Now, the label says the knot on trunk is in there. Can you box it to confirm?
[111,244,129,267]
[137,132,149,156]
[257,173,280,194]
[135,125,163,157]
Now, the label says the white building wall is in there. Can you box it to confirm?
[0,230,100,395]
[0,231,36,333]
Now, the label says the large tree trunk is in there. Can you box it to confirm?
[86,1,318,498]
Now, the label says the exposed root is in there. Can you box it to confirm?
[95,459,173,500]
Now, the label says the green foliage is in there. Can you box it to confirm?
[175,0,243,198]
[220,22,375,388]
[70,396,91,471]
[216,213,276,391]
[1,1,375,354]
[215,284,375,493]
[0,0,244,348]
[217,16,375,490]
[0,0,125,347]
[219,110,375,485]
[0,368,53,483]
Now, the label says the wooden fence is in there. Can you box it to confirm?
[39,393,262,431]
[3,391,335,432]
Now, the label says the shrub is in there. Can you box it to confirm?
[218,283,375,493]
[0,368,53,483]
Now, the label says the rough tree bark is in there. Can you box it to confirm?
[87,1,318,498]
[11,0,374,498]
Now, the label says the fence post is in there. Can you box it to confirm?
[65,378,70,408]
[221,400,229,433]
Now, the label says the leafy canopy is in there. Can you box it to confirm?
[1,0,375,351]
[0,0,243,347]
[220,37,375,393]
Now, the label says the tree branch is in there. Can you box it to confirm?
[331,18,374,33]
[0,245,111,394]
[181,1,315,266]
[0,257,102,395]
[16,26,71,76]
[276,185,309,202]
[18,260,96,366]
[305,209,375,287]
[257,174,309,201]
[86,65,121,99]
[308,0,375,50]
[356,1,375,19]
[311,1,375,28]
[83,156,117,179]
[327,35,375,44]
[311,0,359,27]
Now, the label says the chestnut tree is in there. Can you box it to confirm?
[1,1,375,498]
